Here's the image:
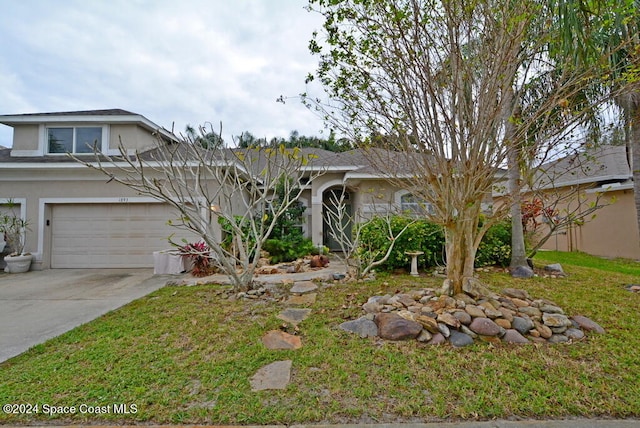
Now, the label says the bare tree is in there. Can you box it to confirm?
[75,126,325,291]
[305,0,619,295]
[323,188,415,279]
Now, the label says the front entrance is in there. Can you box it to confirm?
[322,188,352,251]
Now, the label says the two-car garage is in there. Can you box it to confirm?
[50,203,191,268]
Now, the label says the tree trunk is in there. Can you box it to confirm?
[508,144,529,269]
[443,207,480,296]
[631,104,640,249]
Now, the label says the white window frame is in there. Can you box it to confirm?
[44,125,108,155]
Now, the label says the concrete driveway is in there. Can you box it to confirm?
[0,269,172,363]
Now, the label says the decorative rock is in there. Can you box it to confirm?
[437,312,461,329]
[460,325,478,338]
[290,281,318,294]
[250,360,292,391]
[550,326,568,334]
[453,293,476,305]
[261,330,302,350]
[495,318,512,330]
[463,277,493,298]
[543,313,572,328]
[498,307,515,321]
[363,301,383,313]
[396,294,418,307]
[375,313,422,341]
[518,306,542,320]
[502,288,531,300]
[571,315,606,334]
[465,305,486,318]
[511,298,530,307]
[502,329,529,344]
[469,317,502,336]
[285,293,317,305]
[510,265,534,278]
[512,317,535,335]
[498,298,518,312]
[437,323,451,338]
[452,310,472,325]
[449,331,474,348]
[397,310,416,321]
[548,334,569,344]
[427,333,446,345]
[544,263,565,275]
[479,302,502,319]
[339,317,379,338]
[479,335,502,344]
[565,328,586,341]
[540,304,564,314]
[416,329,433,342]
[416,315,440,333]
[277,308,312,325]
[534,321,553,339]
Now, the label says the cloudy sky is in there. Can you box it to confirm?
[0,0,328,147]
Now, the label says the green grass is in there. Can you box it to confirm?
[1,252,639,424]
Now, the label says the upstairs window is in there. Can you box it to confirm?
[48,127,102,154]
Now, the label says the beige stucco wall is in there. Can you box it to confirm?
[11,125,40,150]
[1,167,223,269]
[110,124,159,152]
[9,123,159,154]
[538,188,640,260]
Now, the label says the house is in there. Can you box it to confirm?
[0,109,197,270]
[529,145,640,260]
[0,109,416,270]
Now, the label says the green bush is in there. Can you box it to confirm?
[358,216,512,271]
[358,216,444,271]
[475,220,512,267]
[263,238,316,264]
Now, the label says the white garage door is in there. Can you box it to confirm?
[51,203,191,268]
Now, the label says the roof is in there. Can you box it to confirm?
[534,145,631,189]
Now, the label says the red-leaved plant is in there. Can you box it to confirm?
[180,241,217,277]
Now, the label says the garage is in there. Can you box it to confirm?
[51,203,192,268]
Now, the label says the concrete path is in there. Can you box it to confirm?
[0,269,172,363]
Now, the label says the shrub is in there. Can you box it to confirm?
[358,216,444,271]
[263,237,316,264]
[475,220,512,267]
[358,216,512,271]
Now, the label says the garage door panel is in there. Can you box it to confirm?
[51,203,193,268]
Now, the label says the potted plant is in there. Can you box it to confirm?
[1,212,32,273]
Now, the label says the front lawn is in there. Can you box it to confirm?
[1,252,639,425]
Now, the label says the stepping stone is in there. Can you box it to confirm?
[250,360,292,391]
[290,281,318,294]
[277,308,312,325]
[285,293,317,305]
[261,330,302,350]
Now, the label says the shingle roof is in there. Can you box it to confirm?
[535,145,631,189]
[3,109,136,117]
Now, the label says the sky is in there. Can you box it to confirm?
[0,0,328,147]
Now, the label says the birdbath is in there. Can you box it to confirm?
[405,251,424,277]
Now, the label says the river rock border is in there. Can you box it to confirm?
[340,283,605,347]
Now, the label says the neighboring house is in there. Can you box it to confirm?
[528,145,640,260]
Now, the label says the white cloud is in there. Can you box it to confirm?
[0,0,327,147]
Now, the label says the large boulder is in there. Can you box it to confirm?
[375,313,422,341]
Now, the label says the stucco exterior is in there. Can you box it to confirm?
[538,186,640,260]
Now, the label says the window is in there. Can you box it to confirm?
[48,127,102,154]
[400,193,434,216]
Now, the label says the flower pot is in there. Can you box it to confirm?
[4,254,32,273]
